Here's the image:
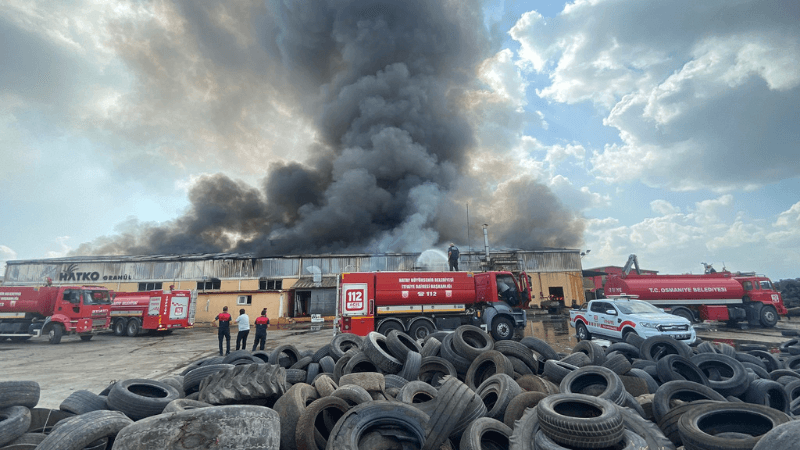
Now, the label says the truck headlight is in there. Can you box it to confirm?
[640,322,658,328]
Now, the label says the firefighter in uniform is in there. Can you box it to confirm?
[252,308,270,351]
[213,306,232,356]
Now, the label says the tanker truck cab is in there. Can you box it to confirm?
[45,287,112,342]
[570,296,696,344]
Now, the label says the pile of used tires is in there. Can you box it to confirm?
[2,325,800,449]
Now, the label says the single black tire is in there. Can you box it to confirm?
[319,355,335,374]
[784,379,800,402]
[453,325,494,361]
[112,405,279,450]
[398,351,422,381]
[182,364,234,394]
[780,329,799,337]
[424,376,487,450]
[0,406,30,447]
[503,391,547,429]
[743,379,790,414]
[559,365,626,406]
[656,354,708,385]
[125,319,140,337]
[559,352,591,368]
[605,342,640,360]
[573,340,605,366]
[656,399,718,446]
[641,336,693,362]
[509,404,539,450]
[520,336,560,362]
[494,340,539,374]
[157,376,185,397]
[535,428,647,450]
[36,410,132,450]
[696,341,718,354]
[198,363,287,405]
[113,319,126,336]
[273,383,319,450]
[418,356,458,386]
[542,360,578,384]
[602,352,632,375]
[313,374,339,398]
[420,337,442,358]
[536,393,625,448]
[269,344,301,367]
[362,332,403,374]
[311,344,331,363]
[386,329,422,361]
[690,352,749,397]
[440,333,472,375]
[623,330,645,349]
[294,396,350,450]
[465,350,515,391]
[47,324,63,345]
[326,401,428,450]
[330,385,372,407]
[0,382,40,409]
[285,369,307,384]
[329,333,362,360]
[162,398,212,413]
[305,363,320,384]
[575,322,591,341]
[491,316,515,341]
[106,378,181,420]
[627,368,660,394]
[459,417,512,450]
[653,380,727,423]
[222,350,252,364]
[290,356,313,370]
[476,373,522,421]
[342,351,380,375]
[59,390,107,415]
[747,350,783,372]
[742,362,771,380]
[677,401,791,450]
[752,419,800,450]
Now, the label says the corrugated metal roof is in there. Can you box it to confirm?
[291,277,338,289]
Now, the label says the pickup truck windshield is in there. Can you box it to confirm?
[615,301,662,315]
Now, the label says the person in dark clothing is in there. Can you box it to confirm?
[213,306,232,356]
[448,243,460,271]
[252,308,270,351]
[235,308,250,351]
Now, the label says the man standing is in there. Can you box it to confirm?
[252,308,270,351]
[213,306,232,356]
[448,243,460,271]
[236,308,250,351]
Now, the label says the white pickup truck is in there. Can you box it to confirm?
[569,297,696,344]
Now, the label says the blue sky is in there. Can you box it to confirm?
[1,0,799,280]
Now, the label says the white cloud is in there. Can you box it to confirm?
[478,49,529,110]
[0,245,18,277]
[511,0,800,191]
[583,195,800,279]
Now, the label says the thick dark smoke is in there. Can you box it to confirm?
[74,0,584,257]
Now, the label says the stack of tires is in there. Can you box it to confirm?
[3,328,800,449]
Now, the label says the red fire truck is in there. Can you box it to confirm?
[0,285,112,344]
[604,256,786,327]
[335,271,528,341]
[109,289,196,337]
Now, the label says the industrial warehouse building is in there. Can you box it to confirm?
[2,249,585,325]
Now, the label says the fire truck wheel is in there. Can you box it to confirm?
[760,305,779,327]
[125,319,140,338]
[0,405,30,447]
[409,320,435,340]
[112,319,126,336]
[377,321,403,337]
[491,316,514,341]
[35,410,132,450]
[47,325,63,345]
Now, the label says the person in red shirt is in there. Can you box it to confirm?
[213,306,232,356]
[252,308,270,351]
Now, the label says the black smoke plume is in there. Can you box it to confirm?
[74,0,584,257]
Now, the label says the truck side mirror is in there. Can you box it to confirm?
[605,309,617,315]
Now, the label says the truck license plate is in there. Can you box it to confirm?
[672,334,690,340]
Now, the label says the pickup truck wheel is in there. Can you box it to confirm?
[113,319,127,336]
[125,319,140,337]
[491,316,514,341]
[48,325,63,345]
[672,308,695,323]
[760,305,779,327]
[576,323,591,341]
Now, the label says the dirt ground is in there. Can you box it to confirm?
[0,326,336,409]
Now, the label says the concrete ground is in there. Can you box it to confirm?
[0,326,336,409]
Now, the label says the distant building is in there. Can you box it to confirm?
[4,249,585,323]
